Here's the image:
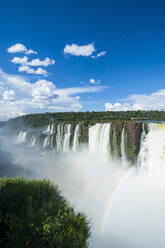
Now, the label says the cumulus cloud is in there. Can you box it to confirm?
[28,57,55,67]
[11,56,28,65]
[18,66,48,76]
[64,43,95,56]
[7,43,37,54]
[11,56,55,76]
[0,69,103,120]
[91,51,107,59]
[105,89,165,111]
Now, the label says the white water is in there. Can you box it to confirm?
[112,126,118,159]
[56,124,63,151]
[121,124,126,165]
[63,124,71,152]
[46,124,51,133]
[29,135,36,147]
[45,123,54,134]
[138,123,165,179]
[72,124,80,152]
[43,136,50,148]
[89,123,111,161]
[50,123,54,134]
[17,131,27,143]
[3,121,165,248]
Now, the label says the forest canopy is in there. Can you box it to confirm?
[6,110,165,129]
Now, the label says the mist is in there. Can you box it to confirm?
[0,127,165,248]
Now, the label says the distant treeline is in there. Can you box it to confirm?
[6,111,165,129]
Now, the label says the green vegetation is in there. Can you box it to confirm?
[124,123,142,161]
[0,178,90,248]
[6,110,165,130]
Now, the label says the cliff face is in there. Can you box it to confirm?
[5,114,149,162]
[125,123,142,161]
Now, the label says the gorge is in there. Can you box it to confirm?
[1,112,165,248]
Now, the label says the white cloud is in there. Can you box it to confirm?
[28,57,55,67]
[64,43,95,56]
[7,43,37,54]
[105,102,142,111]
[0,69,103,120]
[12,56,55,67]
[105,89,165,111]
[12,56,28,65]
[25,49,37,55]
[89,78,101,85]
[18,66,48,76]
[91,51,107,59]
[11,56,55,76]
[3,90,15,101]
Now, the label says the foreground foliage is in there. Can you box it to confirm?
[0,178,90,248]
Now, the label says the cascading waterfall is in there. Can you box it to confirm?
[63,124,71,152]
[140,123,146,146]
[121,124,126,164]
[137,123,147,167]
[56,124,63,151]
[17,121,165,173]
[89,123,102,154]
[50,123,54,134]
[50,135,54,148]
[89,123,111,161]
[43,136,50,148]
[99,123,111,161]
[46,124,51,133]
[138,123,165,179]
[29,135,36,147]
[44,123,54,134]
[72,124,80,151]
[43,123,55,148]
[112,126,118,159]
[17,131,27,143]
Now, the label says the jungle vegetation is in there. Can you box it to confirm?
[6,110,165,130]
[0,178,90,248]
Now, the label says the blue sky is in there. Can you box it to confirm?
[0,0,165,120]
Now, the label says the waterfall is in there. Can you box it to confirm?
[46,124,51,133]
[45,123,54,134]
[99,123,111,161]
[63,124,71,152]
[89,123,102,154]
[50,135,54,148]
[50,123,54,134]
[56,124,63,151]
[112,126,118,159]
[121,124,126,163]
[29,135,36,147]
[17,131,27,143]
[140,123,146,146]
[43,136,50,148]
[138,123,165,179]
[72,124,80,151]
[89,123,111,161]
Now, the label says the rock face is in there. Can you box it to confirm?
[5,114,150,162]
[125,123,142,161]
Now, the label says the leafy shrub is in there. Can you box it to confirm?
[0,178,90,248]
